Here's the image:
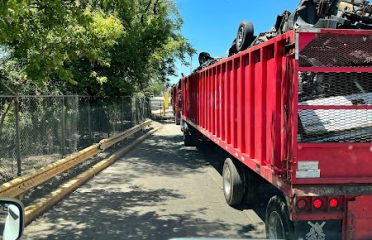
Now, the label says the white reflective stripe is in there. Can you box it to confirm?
[298,161,319,171]
[296,169,321,178]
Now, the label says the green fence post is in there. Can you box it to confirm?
[15,95,21,176]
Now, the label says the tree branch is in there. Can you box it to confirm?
[0,99,13,134]
[141,0,152,24]
[153,0,160,15]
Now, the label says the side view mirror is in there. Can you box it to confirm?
[0,198,25,240]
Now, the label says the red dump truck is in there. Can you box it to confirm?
[180,27,372,239]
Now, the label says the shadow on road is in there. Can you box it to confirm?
[121,133,211,177]
[27,185,259,240]
[130,131,271,229]
[25,126,266,239]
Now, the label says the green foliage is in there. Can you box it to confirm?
[0,0,194,96]
[144,81,165,97]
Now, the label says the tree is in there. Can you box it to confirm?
[0,0,194,96]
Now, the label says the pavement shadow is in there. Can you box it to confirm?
[25,186,259,240]
[121,133,211,177]
[136,129,273,224]
[24,125,265,240]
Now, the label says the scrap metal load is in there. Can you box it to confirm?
[196,0,372,143]
[198,0,372,68]
[298,72,372,143]
[230,0,372,56]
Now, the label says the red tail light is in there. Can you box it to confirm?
[329,198,339,208]
[313,199,323,209]
[296,199,307,210]
[295,196,343,213]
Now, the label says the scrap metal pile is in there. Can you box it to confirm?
[197,0,372,68]
[194,0,372,143]
[242,0,372,52]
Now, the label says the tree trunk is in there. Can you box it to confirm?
[0,99,13,134]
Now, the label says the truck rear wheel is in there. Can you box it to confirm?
[223,158,244,206]
[175,112,180,125]
[183,124,196,146]
[183,133,195,146]
[265,196,294,240]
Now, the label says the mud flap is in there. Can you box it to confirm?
[293,220,342,240]
[346,195,372,240]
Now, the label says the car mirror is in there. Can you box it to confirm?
[0,198,24,240]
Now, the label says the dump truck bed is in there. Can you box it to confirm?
[181,28,372,191]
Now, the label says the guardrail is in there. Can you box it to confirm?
[24,127,160,225]
[0,120,152,198]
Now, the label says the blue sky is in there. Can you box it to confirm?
[170,0,300,83]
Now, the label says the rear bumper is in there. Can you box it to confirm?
[290,195,372,240]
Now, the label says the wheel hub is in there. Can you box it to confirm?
[223,166,231,196]
[237,27,244,48]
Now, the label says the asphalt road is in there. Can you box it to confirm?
[24,123,267,239]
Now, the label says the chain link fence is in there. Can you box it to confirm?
[0,95,150,183]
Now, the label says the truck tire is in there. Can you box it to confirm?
[183,133,195,146]
[236,21,254,52]
[183,124,196,146]
[198,52,212,66]
[175,113,180,125]
[223,158,245,206]
[179,113,183,127]
[265,195,294,240]
[175,118,181,125]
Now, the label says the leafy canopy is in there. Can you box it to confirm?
[0,0,194,96]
